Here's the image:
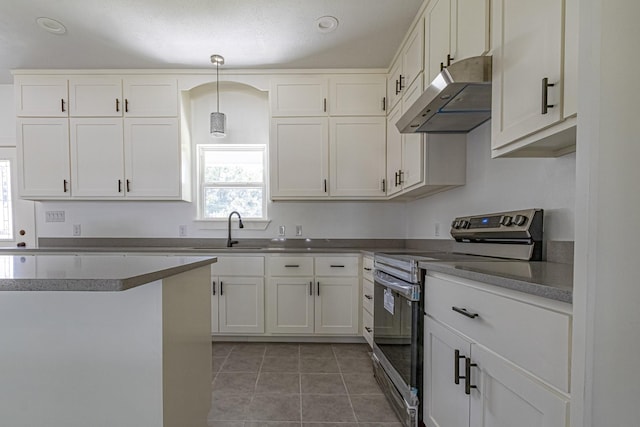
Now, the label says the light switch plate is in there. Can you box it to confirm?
[278,225,286,236]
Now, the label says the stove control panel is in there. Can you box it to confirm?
[450,208,543,241]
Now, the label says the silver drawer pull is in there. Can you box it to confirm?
[330,264,345,268]
[284,264,300,268]
[452,306,479,319]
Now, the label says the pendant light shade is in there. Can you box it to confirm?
[210,54,226,137]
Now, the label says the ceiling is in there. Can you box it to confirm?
[0,0,424,84]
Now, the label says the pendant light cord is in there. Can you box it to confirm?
[216,62,220,113]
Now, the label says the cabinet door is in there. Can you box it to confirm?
[68,77,123,117]
[315,277,358,334]
[266,277,315,334]
[70,118,124,197]
[270,78,328,116]
[14,77,68,117]
[491,0,564,149]
[329,75,386,116]
[218,276,265,333]
[16,118,71,198]
[386,104,403,197]
[329,117,386,198]
[469,345,570,427]
[424,318,471,427]
[122,77,178,117]
[211,279,219,333]
[426,0,452,83]
[451,0,491,63]
[123,118,181,198]
[402,19,425,89]
[387,59,403,111]
[270,118,329,198]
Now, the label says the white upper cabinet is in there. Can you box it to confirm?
[270,117,329,199]
[426,0,490,84]
[70,118,124,197]
[16,118,71,198]
[123,118,181,199]
[329,117,386,198]
[122,77,178,117]
[14,77,68,117]
[329,75,386,116]
[69,77,123,117]
[270,77,328,117]
[402,19,425,91]
[491,0,577,157]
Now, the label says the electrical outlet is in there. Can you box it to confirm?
[45,211,65,222]
[178,225,187,237]
[278,225,286,236]
[296,225,303,236]
[434,222,441,237]
[72,224,81,236]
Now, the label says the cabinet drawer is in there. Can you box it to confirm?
[362,256,374,281]
[269,256,314,276]
[211,256,264,276]
[363,309,373,347]
[362,279,374,315]
[425,273,571,393]
[315,256,359,276]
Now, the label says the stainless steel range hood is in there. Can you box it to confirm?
[396,56,492,134]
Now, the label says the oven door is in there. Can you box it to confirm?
[373,270,422,426]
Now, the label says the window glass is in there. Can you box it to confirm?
[0,160,12,240]
[199,145,266,219]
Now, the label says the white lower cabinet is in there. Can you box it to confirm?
[266,255,360,335]
[211,256,265,334]
[424,271,571,427]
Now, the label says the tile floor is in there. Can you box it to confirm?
[209,342,402,426]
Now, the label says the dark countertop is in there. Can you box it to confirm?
[0,254,217,291]
[419,260,573,304]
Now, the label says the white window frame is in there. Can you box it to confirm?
[0,158,13,241]
[196,144,269,228]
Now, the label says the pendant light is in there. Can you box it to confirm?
[210,54,226,137]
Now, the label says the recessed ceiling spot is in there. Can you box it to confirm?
[36,17,67,35]
[315,16,339,33]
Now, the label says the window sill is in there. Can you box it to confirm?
[194,219,271,231]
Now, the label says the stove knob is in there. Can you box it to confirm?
[459,219,470,229]
[499,215,513,226]
[513,214,528,226]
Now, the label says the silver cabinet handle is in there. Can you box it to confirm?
[212,280,216,295]
[447,53,454,66]
[61,98,65,112]
[125,99,129,113]
[126,179,131,192]
[454,349,465,384]
[220,281,223,295]
[452,306,479,319]
[284,264,300,268]
[365,326,372,333]
[323,98,327,112]
[309,281,313,296]
[317,281,320,296]
[116,98,120,112]
[330,265,345,268]
[364,294,373,300]
[63,179,69,193]
[118,179,122,193]
[382,96,386,111]
[541,77,555,114]
[382,178,386,193]
[363,267,372,271]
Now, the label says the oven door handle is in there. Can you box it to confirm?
[375,271,420,301]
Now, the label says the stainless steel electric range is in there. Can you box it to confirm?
[371,208,544,427]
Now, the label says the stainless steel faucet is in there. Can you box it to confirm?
[226,211,244,247]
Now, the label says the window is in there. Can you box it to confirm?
[0,160,12,240]
[198,145,266,220]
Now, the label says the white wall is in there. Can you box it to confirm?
[0,85,15,146]
[406,122,576,241]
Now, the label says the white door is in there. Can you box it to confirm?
[491,0,563,149]
[123,118,180,198]
[218,276,265,333]
[426,0,452,82]
[0,148,36,248]
[424,318,471,427]
[70,118,124,197]
[469,344,570,427]
[452,0,491,62]
[68,77,123,117]
[314,277,358,334]
[14,76,68,117]
[329,76,386,116]
[270,117,329,198]
[211,278,219,333]
[270,78,328,117]
[266,277,315,334]
[402,19,425,89]
[329,117,386,198]
[122,77,178,117]
[16,118,71,198]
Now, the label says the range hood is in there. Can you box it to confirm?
[396,56,492,134]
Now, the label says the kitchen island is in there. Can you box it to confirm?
[0,254,216,427]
